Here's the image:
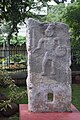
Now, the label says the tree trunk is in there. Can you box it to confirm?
[6,37,10,67]
[6,29,13,67]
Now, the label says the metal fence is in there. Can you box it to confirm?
[0,48,80,71]
[0,49,27,71]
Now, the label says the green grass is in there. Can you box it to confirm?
[72,84,80,111]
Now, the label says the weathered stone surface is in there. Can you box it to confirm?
[26,18,71,112]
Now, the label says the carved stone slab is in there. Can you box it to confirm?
[26,18,71,112]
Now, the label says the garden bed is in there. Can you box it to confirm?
[0,68,27,86]
[0,86,28,119]
[8,70,27,86]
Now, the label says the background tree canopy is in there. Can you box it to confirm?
[0,0,72,44]
[0,35,25,46]
[1,0,80,65]
[41,0,80,49]
[40,0,80,64]
[63,1,80,49]
[0,0,75,38]
[41,3,65,22]
[0,0,51,37]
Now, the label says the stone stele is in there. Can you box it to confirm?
[26,18,71,112]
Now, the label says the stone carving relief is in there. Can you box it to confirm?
[32,24,67,76]
[32,24,58,76]
[55,45,67,57]
[27,18,71,112]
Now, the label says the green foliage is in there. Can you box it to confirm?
[0,86,28,104]
[11,54,26,63]
[63,1,80,49]
[0,35,26,46]
[40,2,80,65]
[41,1,80,50]
[0,0,69,39]
[0,99,12,111]
[0,70,27,111]
[8,84,27,104]
[0,0,51,36]
[54,0,67,4]
[11,36,26,46]
[41,3,65,22]
[0,36,4,45]
[0,70,12,86]
[8,114,19,120]
[41,1,80,64]
[61,1,80,64]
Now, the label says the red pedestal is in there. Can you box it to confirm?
[19,104,80,120]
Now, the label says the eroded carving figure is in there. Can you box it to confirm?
[33,24,57,75]
[27,18,71,112]
[33,24,67,76]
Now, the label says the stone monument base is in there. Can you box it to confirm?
[19,104,80,120]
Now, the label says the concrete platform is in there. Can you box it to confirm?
[19,104,80,120]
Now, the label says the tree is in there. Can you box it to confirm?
[0,0,72,66]
[41,3,65,22]
[71,0,75,3]
[0,0,51,36]
[54,0,67,4]
[63,1,80,64]
[0,69,26,112]
[0,0,71,37]
[0,35,25,46]
[63,1,80,49]
[40,1,80,65]
[0,0,51,66]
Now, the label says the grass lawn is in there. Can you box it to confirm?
[0,84,80,120]
[72,84,80,111]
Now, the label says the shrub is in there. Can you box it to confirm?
[0,70,27,111]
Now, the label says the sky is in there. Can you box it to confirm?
[18,24,26,37]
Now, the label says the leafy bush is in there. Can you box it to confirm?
[8,114,19,120]
[11,54,26,63]
[0,35,26,46]
[0,70,27,111]
[0,54,27,69]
